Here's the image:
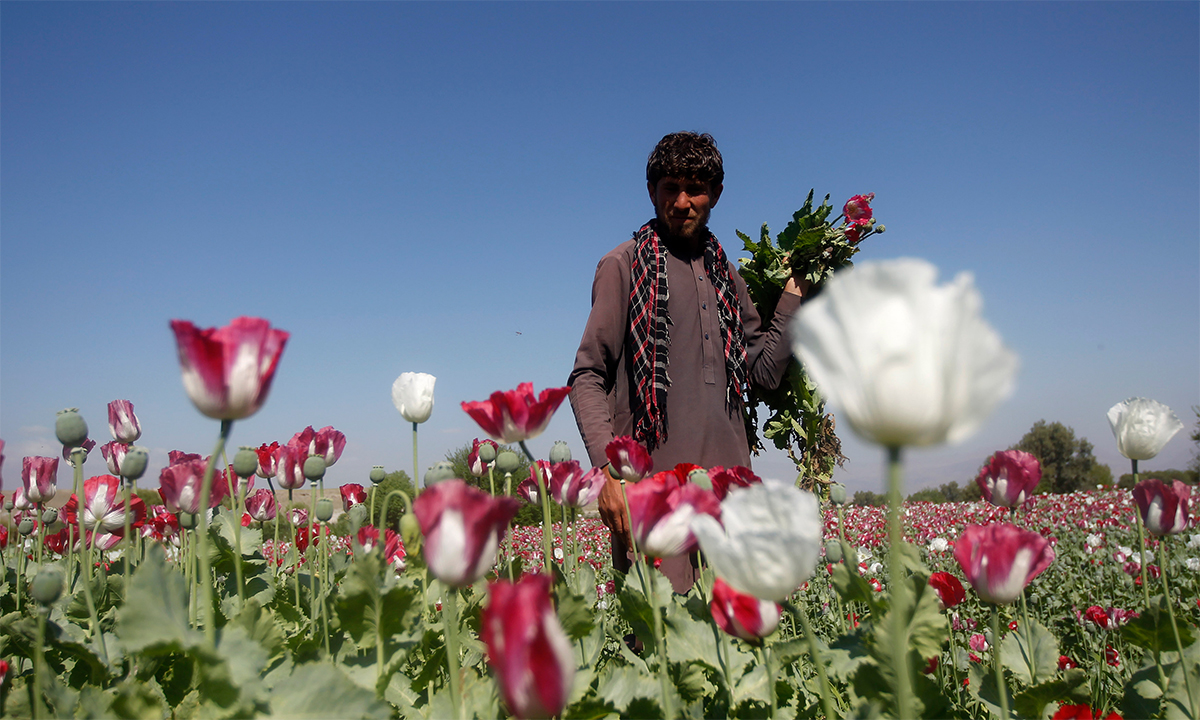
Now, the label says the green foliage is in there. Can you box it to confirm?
[1011,419,1109,494]
[736,190,878,490]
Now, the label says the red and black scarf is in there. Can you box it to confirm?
[628,220,748,453]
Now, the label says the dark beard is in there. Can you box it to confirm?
[654,209,709,251]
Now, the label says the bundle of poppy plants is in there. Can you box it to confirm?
[0,304,1197,719]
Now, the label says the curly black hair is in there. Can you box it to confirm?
[646,132,723,187]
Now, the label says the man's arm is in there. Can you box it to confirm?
[738,271,810,392]
[568,249,633,542]
[568,249,631,469]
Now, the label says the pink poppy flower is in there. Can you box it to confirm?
[546,461,607,508]
[275,442,308,491]
[954,523,1055,605]
[21,456,59,504]
[481,574,574,720]
[107,399,141,443]
[461,383,570,444]
[255,442,282,479]
[1132,478,1192,535]
[413,479,521,587]
[290,426,347,467]
[245,488,277,522]
[340,483,367,512]
[842,193,875,225]
[709,577,781,642]
[626,469,720,558]
[169,316,289,420]
[605,436,653,482]
[100,441,130,477]
[62,475,146,533]
[976,450,1041,508]
[158,458,229,514]
[468,438,500,477]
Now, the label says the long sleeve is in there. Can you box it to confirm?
[735,268,803,393]
[568,247,633,469]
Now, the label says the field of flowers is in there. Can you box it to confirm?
[1,252,1197,720]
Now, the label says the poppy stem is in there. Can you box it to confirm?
[885,445,913,720]
[1158,542,1198,717]
[992,606,1011,719]
[411,422,419,493]
[195,419,233,647]
[442,586,463,720]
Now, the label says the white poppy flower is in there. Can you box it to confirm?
[791,258,1017,448]
[1106,398,1183,461]
[392,372,436,424]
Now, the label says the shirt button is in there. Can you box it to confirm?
[704,333,709,340]
[698,275,704,281]
[702,302,707,309]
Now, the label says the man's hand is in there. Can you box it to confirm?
[597,465,631,546]
[783,275,813,298]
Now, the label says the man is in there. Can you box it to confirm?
[568,131,809,591]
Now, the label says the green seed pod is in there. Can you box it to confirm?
[495,450,521,474]
[688,468,712,492]
[31,566,64,606]
[400,513,421,549]
[347,503,368,530]
[55,408,89,447]
[478,443,497,463]
[548,441,571,464]
[178,512,198,530]
[315,497,334,523]
[232,447,259,478]
[303,456,327,481]
[41,508,58,525]
[829,483,847,506]
[369,466,387,484]
[875,224,886,234]
[120,446,150,481]
[423,461,456,486]
[18,518,35,536]
[3,500,13,512]
[824,539,843,563]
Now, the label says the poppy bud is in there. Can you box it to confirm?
[875,224,885,233]
[315,498,334,522]
[688,468,713,492]
[830,483,847,505]
[824,539,843,563]
[424,461,456,486]
[400,512,421,549]
[3,500,13,512]
[41,508,58,525]
[179,512,198,529]
[55,408,88,447]
[549,441,572,464]
[32,566,64,606]
[369,466,386,484]
[120,446,149,480]
[478,443,497,463]
[303,456,326,481]
[18,518,34,535]
[233,447,259,478]
[347,503,368,529]
[495,450,521,474]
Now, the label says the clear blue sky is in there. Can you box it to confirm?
[3,2,1197,497]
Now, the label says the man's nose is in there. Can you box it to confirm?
[672,192,692,210]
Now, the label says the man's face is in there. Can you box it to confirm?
[648,176,722,243]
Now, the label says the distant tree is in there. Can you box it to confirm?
[1010,420,1108,494]
[366,470,416,531]
[939,480,981,503]
[851,490,886,507]
[906,488,945,504]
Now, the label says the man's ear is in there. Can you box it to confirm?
[710,182,723,207]
[647,181,657,205]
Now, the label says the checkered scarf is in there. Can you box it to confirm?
[628,220,748,452]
